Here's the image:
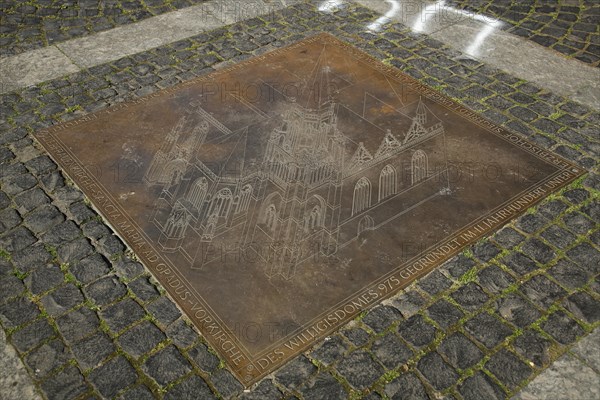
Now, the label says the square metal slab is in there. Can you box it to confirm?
[34,33,584,385]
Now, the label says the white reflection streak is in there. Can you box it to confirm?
[318,0,344,13]
[367,0,400,32]
[413,0,445,33]
[465,20,501,57]
[439,5,503,57]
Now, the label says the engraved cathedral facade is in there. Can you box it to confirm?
[144,97,449,280]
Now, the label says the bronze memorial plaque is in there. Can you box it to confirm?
[34,33,584,385]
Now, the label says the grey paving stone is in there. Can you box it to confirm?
[384,372,428,400]
[118,384,155,400]
[486,348,532,390]
[84,275,127,306]
[473,241,501,263]
[418,270,453,296]
[397,314,437,347]
[299,372,347,400]
[362,305,402,333]
[166,319,198,349]
[0,226,37,253]
[571,328,600,373]
[68,201,96,224]
[24,338,72,379]
[310,335,347,366]
[371,333,412,369]
[391,289,427,318]
[566,243,600,270]
[0,208,22,233]
[10,318,55,353]
[516,213,548,234]
[540,225,577,249]
[542,311,585,345]
[10,243,51,273]
[0,275,25,304]
[465,312,513,349]
[563,212,594,235]
[70,253,111,284]
[335,350,383,390]
[100,298,145,333]
[142,345,192,387]
[450,282,489,311]
[563,292,600,324]
[521,274,567,308]
[25,264,64,295]
[426,299,463,329]
[500,252,538,276]
[275,355,316,389]
[23,204,65,234]
[114,259,146,280]
[147,296,181,326]
[496,293,541,329]
[0,297,40,329]
[13,188,50,213]
[81,220,111,240]
[520,238,556,265]
[88,356,138,398]
[492,227,525,249]
[547,259,591,289]
[417,351,458,391]
[41,283,84,317]
[40,365,89,400]
[71,331,116,370]
[57,237,94,264]
[478,265,515,294]
[56,306,100,344]
[118,320,166,358]
[239,379,283,400]
[211,368,243,398]
[187,342,220,373]
[514,353,600,400]
[443,254,477,279]
[341,326,370,347]
[438,332,483,370]
[459,371,505,400]
[164,375,214,400]
[42,220,82,247]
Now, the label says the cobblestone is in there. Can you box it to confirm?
[142,345,191,387]
[0,1,598,398]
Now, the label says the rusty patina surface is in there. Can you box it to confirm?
[34,33,584,385]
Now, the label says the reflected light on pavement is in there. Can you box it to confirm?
[318,0,345,13]
[366,0,401,32]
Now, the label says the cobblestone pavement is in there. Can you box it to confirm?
[1,1,599,399]
[0,0,211,56]
[447,0,600,67]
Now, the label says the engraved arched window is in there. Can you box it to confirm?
[412,150,428,185]
[358,215,374,236]
[305,205,323,232]
[236,185,252,213]
[187,177,207,210]
[209,188,233,218]
[379,164,397,201]
[265,204,277,231]
[352,177,371,215]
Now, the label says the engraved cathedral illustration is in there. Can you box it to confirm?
[144,51,450,280]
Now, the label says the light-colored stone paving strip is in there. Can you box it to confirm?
[353,0,600,110]
[514,329,600,400]
[0,47,80,95]
[0,0,300,94]
[0,328,41,400]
